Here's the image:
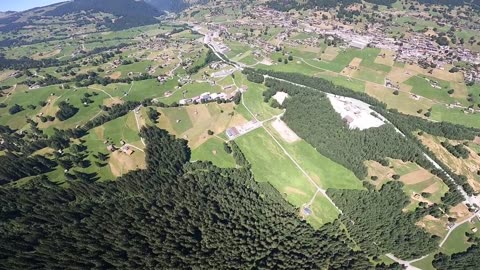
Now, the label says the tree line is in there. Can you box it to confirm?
[244,68,387,109]
[252,69,476,203]
[328,181,439,260]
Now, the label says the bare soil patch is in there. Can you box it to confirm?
[423,182,441,194]
[103,97,124,107]
[0,70,14,82]
[271,119,300,143]
[450,203,473,222]
[405,63,461,83]
[450,81,469,100]
[32,147,55,156]
[298,45,322,53]
[156,109,177,135]
[37,96,60,129]
[109,150,146,177]
[31,49,61,60]
[401,169,432,184]
[94,125,105,140]
[419,133,480,193]
[183,103,247,149]
[416,215,448,237]
[365,160,395,188]
[109,71,122,80]
[341,57,363,76]
[284,186,308,196]
[410,192,432,205]
[399,83,413,92]
[424,29,438,37]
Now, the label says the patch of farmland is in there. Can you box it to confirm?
[365,81,436,116]
[418,133,480,192]
[191,137,236,168]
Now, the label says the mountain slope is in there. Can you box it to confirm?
[0,0,163,35]
[45,0,162,30]
[146,0,208,12]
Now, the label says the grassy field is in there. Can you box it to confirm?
[235,128,339,228]
[316,72,365,92]
[234,73,283,121]
[365,159,448,212]
[160,107,193,134]
[441,220,480,255]
[42,89,110,134]
[329,47,390,73]
[114,61,154,75]
[123,79,172,101]
[411,254,436,270]
[225,40,253,59]
[0,85,65,129]
[431,104,480,128]
[257,60,320,76]
[191,137,235,168]
[157,102,247,148]
[365,82,435,115]
[405,76,455,104]
[265,122,363,190]
[34,112,146,185]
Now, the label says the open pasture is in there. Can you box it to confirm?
[157,102,247,148]
[235,128,339,228]
[264,121,363,191]
[191,137,236,168]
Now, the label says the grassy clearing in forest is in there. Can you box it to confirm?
[236,128,339,228]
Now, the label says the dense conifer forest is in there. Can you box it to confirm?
[328,182,439,259]
[281,90,423,180]
[0,126,403,269]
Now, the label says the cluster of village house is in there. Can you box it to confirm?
[225,120,262,140]
[178,84,247,105]
[194,5,480,84]
[106,140,134,155]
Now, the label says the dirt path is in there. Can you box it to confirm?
[88,86,115,99]
[125,143,145,153]
[133,106,146,146]
[1,84,17,103]
[439,215,476,247]
[240,91,342,215]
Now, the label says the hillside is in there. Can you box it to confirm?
[146,0,208,12]
[0,0,162,37]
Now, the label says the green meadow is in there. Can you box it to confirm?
[191,137,236,168]
[235,128,339,228]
